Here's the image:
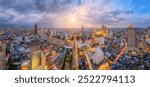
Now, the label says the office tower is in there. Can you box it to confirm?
[127,24,137,50]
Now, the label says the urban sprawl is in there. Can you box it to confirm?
[0,24,150,70]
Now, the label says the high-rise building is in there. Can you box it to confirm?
[102,25,108,37]
[82,26,85,36]
[30,44,44,70]
[34,24,38,34]
[148,28,150,35]
[81,26,86,42]
[127,24,137,50]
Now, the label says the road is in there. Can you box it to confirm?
[44,31,95,70]
[98,39,127,70]
[84,51,93,70]
[113,39,127,63]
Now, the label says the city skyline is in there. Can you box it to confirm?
[0,0,150,28]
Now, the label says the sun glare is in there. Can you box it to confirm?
[66,16,78,28]
[69,17,77,23]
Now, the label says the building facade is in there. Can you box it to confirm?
[127,25,137,50]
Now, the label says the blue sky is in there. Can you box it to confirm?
[133,0,150,14]
[0,0,150,28]
[117,0,150,14]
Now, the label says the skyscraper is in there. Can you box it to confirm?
[34,24,38,34]
[81,26,86,42]
[101,25,108,37]
[127,24,137,50]
[82,26,85,36]
[148,28,150,35]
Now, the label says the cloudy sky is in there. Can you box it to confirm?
[0,0,150,28]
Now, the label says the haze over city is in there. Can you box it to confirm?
[0,0,150,28]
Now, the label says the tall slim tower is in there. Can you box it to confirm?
[82,26,86,42]
[127,24,137,50]
[34,24,38,34]
[82,26,85,36]
[102,25,105,30]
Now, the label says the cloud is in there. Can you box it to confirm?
[0,0,86,28]
[0,0,149,28]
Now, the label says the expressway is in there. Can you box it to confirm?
[113,39,127,63]
[83,51,93,70]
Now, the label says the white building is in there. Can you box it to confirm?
[91,47,104,65]
[99,37,105,45]
[109,30,113,39]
